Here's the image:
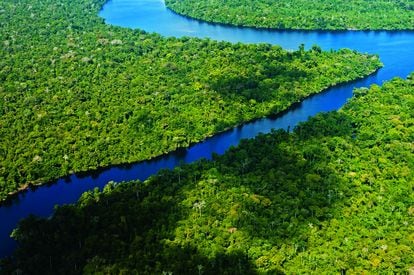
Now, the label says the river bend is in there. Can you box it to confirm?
[1,0,414,257]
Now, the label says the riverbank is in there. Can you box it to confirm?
[0,63,381,205]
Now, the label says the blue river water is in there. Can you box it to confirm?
[1,0,414,258]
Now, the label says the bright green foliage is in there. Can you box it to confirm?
[3,75,413,273]
[0,0,381,200]
[166,0,414,30]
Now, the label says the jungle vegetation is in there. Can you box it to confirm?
[166,0,414,30]
[0,0,381,201]
[2,74,413,274]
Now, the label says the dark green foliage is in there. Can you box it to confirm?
[3,75,413,273]
[166,0,414,30]
[0,0,382,200]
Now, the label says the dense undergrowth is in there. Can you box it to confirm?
[166,0,414,30]
[2,74,412,274]
[0,0,381,200]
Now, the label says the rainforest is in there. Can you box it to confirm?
[1,75,413,273]
[166,0,414,30]
[0,0,381,201]
[0,0,413,273]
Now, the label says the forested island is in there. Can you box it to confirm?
[0,0,382,201]
[166,0,414,30]
[1,74,412,273]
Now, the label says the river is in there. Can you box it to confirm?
[1,0,414,258]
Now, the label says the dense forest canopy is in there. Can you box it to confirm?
[166,0,414,30]
[2,74,413,274]
[0,0,381,201]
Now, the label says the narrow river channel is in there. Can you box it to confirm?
[1,0,414,258]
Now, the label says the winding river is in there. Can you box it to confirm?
[1,0,414,258]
